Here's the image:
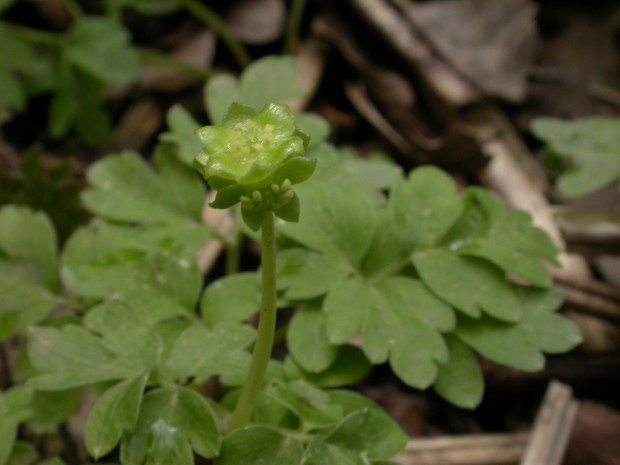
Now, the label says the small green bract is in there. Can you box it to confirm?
[193,103,316,230]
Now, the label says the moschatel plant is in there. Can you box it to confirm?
[0,56,582,465]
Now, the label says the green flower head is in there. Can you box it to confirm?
[193,103,316,231]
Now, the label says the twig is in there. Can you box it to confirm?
[395,432,529,465]
[520,380,579,465]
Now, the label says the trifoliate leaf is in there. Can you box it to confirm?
[278,185,376,267]
[517,287,582,353]
[0,206,58,290]
[26,388,82,434]
[0,264,58,342]
[27,325,136,390]
[159,104,203,166]
[61,220,206,308]
[201,273,260,327]
[308,144,402,196]
[167,321,255,385]
[276,249,351,301]
[455,189,558,287]
[287,304,338,373]
[284,345,371,388]
[389,166,463,250]
[205,56,304,125]
[413,250,522,322]
[85,374,147,460]
[205,74,240,125]
[121,387,221,464]
[0,395,18,465]
[433,336,483,409]
[215,425,304,465]
[364,277,448,389]
[84,290,187,336]
[455,314,545,372]
[64,17,139,83]
[323,276,374,345]
[82,149,205,223]
[268,380,344,429]
[531,116,620,197]
[311,408,408,462]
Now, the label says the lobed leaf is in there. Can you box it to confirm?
[64,17,140,83]
[389,166,463,250]
[454,189,558,287]
[121,387,221,464]
[159,105,203,166]
[27,325,138,390]
[287,303,338,373]
[82,149,205,224]
[201,273,260,327]
[433,336,483,409]
[215,425,304,465]
[531,116,620,197]
[167,321,255,385]
[85,374,147,460]
[0,206,58,290]
[413,250,522,322]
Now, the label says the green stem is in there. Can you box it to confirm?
[137,48,213,81]
[61,0,84,19]
[228,212,277,431]
[367,256,411,285]
[1,22,60,45]
[178,0,250,69]
[284,0,307,53]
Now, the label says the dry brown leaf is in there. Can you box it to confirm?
[406,0,539,102]
[227,0,286,44]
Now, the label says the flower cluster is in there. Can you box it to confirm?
[193,103,316,230]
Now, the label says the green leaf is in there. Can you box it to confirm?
[311,408,408,463]
[27,325,135,390]
[167,321,255,385]
[278,185,376,267]
[433,336,483,409]
[364,277,448,389]
[323,276,374,344]
[0,265,57,342]
[215,425,304,465]
[268,380,344,428]
[284,345,371,388]
[84,290,187,336]
[287,303,337,373]
[0,394,20,465]
[531,116,620,197]
[294,113,330,149]
[308,144,402,196]
[455,313,544,372]
[121,387,220,464]
[64,17,139,83]
[413,250,522,322]
[276,249,350,301]
[455,189,558,287]
[517,287,582,353]
[205,56,304,125]
[26,388,81,434]
[86,374,147,459]
[389,166,463,250]
[82,150,206,223]
[159,104,202,166]
[5,441,38,465]
[201,273,260,326]
[61,220,206,308]
[0,206,58,290]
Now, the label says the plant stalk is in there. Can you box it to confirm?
[227,212,277,431]
[178,0,250,70]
